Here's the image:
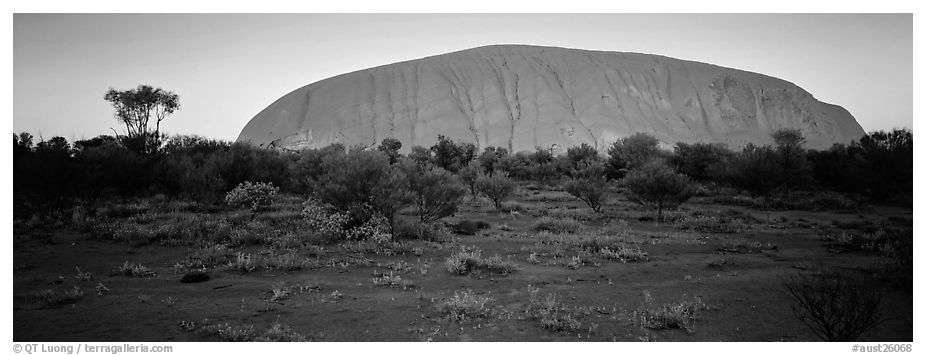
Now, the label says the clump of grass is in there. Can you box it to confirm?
[189,320,257,342]
[180,243,236,270]
[717,240,778,254]
[444,248,519,276]
[117,261,157,277]
[532,217,582,234]
[161,296,179,307]
[372,271,413,289]
[226,252,256,272]
[270,282,291,302]
[631,291,706,334]
[259,250,319,271]
[436,289,494,322]
[258,322,308,342]
[527,252,542,265]
[75,266,94,281]
[95,283,110,296]
[597,245,648,262]
[524,285,583,334]
[707,257,734,269]
[535,231,649,263]
[565,255,584,269]
[28,286,85,308]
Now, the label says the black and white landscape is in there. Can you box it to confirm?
[12,13,913,343]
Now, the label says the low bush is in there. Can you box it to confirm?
[372,271,413,289]
[631,291,706,334]
[181,319,307,342]
[395,221,453,241]
[436,289,494,323]
[783,268,883,341]
[28,287,85,308]
[117,261,157,277]
[524,285,584,334]
[225,181,279,218]
[445,248,518,276]
[532,217,583,234]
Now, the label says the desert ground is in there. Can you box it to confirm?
[12,185,912,342]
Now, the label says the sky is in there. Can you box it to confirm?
[13,13,913,143]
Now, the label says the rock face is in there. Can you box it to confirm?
[237,45,865,152]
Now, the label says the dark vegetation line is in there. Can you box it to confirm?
[12,127,913,220]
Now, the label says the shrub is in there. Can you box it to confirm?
[622,161,693,220]
[631,291,706,334]
[476,173,517,210]
[301,197,349,241]
[445,248,518,275]
[372,271,413,289]
[437,289,494,322]
[225,181,279,218]
[28,287,85,308]
[783,269,883,341]
[524,285,584,334]
[117,261,157,277]
[395,221,453,241]
[312,149,412,232]
[532,217,582,234]
[449,219,490,235]
[258,322,308,342]
[400,161,467,222]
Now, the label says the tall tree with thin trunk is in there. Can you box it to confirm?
[104,85,180,154]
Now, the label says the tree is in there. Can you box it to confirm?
[430,135,476,172]
[104,85,180,154]
[607,133,662,179]
[377,138,402,164]
[399,160,468,222]
[671,142,734,181]
[565,143,600,172]
[622,160,693,220]
[478,146,509,176]
[563,161,608,213]
[853,128,913,202]
[728,143,780,200]
[476,173,517,210]
[408,146,432,167]
[457,161,481,199]
[771,129,812,192]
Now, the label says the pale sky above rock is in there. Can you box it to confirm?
[13,13,912,143]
